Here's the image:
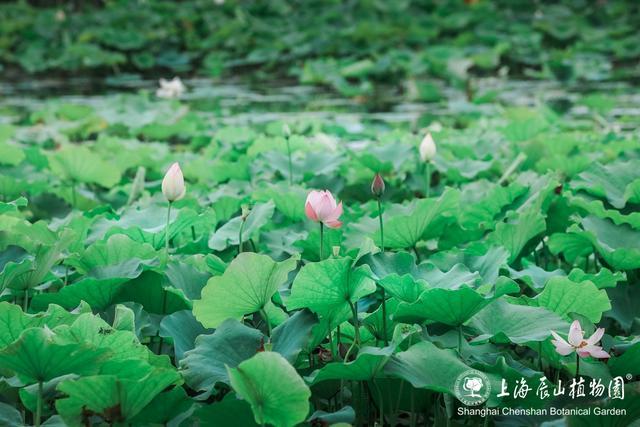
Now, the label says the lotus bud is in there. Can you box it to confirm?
[241,204,251,221]
[282,123,291,138]
[419,132,437,162]
[371,173,385,197]
[332,246,340,257]
[161,162,186,202]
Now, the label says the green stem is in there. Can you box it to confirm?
[319,222,324,260]
[260,308,272,339]
[238,217,246,255]
[575,353,580,379]
[285,135,293,185]
[425,162,431,198]
[23,290,28,312]
[71,182,77,209]
[377,198,384,251]
[336,325,342,360]
[329,327,336,360]
[538,342,543,372]
[165,202,172,261]
[381,288,388,346]
[457,325,463,355]
[343,300,361,361]
[373,380,384,426]
[35,380,42,427]
[157,289,168,354]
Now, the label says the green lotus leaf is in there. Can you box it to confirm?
[547,231,593,263]
[394,287,495,326]
[0,197,27,214]
[66,234,158,279]
[30,277,129,312]
[227,351,311,427]
[1,230,75,291]
[489,206,546,263]
[180,319,263,397]
[508,259,564,290]
[193,253,297,328]
[129,386,193,426]
[55,369,181,427]
[571,160,640,209]
[567,267,625,290]
[0,302,78,350]
[384,340,471,394]
[577,216,640,270]
[609,342,640,377]
[287,258,376,327]
[160,310,212,361]
[53,313,152,363]
[270,309,318,364]
[467,298,569,344]
[0,328,111,384]
[186,395,257,427]
[48,145,121,187]
[306,346,394,384]
[0,142,25,166]
[529,276,611,322]
[90,205,213,250]
[380,189,459,249]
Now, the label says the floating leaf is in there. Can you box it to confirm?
[193,253,297,328]
[227,352,311,427]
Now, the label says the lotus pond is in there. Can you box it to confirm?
[1,1,640,427]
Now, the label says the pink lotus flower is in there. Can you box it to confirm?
[162,162,186,202]
[305,190,343,228]
[550,320,610,359]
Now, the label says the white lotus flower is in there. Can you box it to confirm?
[156,77,186,99]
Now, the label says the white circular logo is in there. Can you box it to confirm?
[454,370,491,406]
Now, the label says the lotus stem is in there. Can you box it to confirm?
[458,325,463,355]
[381,288,389,346]
[260,308,272,339]
[343,301,361,361]
[165,202,172,261]
[374,379,384,426]
[377,198,384,251]
[575,353,580,379]
[35,380,42,427]
[157,288,168,354]
[71,182,77,209]
[425,162,431,198]
[319,222,324,260]
[498,152,526,185]
[285,134,293,185]
[238,217,246,255]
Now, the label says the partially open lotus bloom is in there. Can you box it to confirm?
[305,190,343,228]
[156,77,186,98]
[551,320,610,359]
[419,132,437,162]
[162,162,186,202]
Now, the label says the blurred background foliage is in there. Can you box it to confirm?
[1,0,639,96]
